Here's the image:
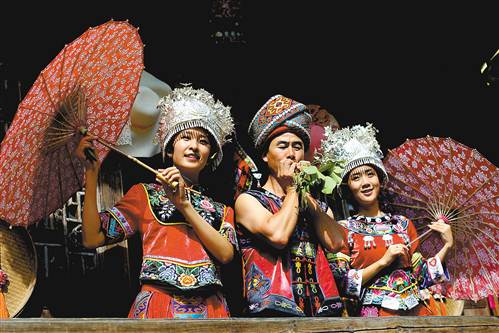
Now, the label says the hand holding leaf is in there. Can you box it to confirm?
[293,160,345,209]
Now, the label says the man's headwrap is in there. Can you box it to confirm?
[248,95,312,151]
[155,85,235,170]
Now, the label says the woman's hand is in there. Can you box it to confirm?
[76,135,105,249]
[362,243,410,284]
[156,167,189,209]
[430,219,454,263]
[428,219,454,249]
[75,135,100,174]
[378,243,409,268]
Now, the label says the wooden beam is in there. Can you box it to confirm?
[1,316,498,333]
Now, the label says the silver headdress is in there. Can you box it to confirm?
[155,85,235,169]
[315,122,388,184]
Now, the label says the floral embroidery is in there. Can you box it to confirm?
[346,269,363,297]
[360,305,379,317]
[178,273,197,287]
[326,252,349,279]
[100,211,126,242]
[386,270,413,291]
[158,264,177,282]
[328,214,450,313]
[157,202,176,221]
[220,221,239,251]
[143,183,225,230]
[199,199,215,212]
[140,258,220,290]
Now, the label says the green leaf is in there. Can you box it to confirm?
[321,176,335,194]
[316,171,326,180]
[176,265,186,274]
[333,165,344,174]
[294,161,345,209]
[319,162,333,174]
[303,165,318,175]
[331,172,342,184]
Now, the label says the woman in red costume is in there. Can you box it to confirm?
[75,85,237,318]
[322,123,454,317]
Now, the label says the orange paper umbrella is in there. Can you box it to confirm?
[0,20,144,227]
[383,136,499,301]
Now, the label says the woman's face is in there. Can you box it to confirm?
[263,132,305,173]
[170,127,212,175]
[347,165,381,208]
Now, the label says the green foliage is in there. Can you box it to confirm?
[293,160,345,209]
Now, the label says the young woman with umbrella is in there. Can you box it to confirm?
[75,86,238,318]
[322,123,454,317]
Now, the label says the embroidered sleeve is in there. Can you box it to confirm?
[408,220,450,288]
[219,206,239,252]
[99,184,141,245]
[412,252,450,288]
[326,251,363,298]
[325,221,364,298]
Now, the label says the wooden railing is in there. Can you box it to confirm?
[2,316,498,333]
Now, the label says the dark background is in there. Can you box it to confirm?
[0,0,497,318]
[1,1,497,165]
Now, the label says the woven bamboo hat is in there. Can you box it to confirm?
[0,222,37,317]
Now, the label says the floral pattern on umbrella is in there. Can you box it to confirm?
[383,136,499,301]
[0,20,144,227]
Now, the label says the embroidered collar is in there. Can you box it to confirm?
[142,183,223,228]
[184,183,206,193]
[352,214,392,224]
[148,182,206,194]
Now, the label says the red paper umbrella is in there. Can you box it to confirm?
[305,104,340,162]
[383,136,499,301]
[0,20,144,227]
[233,138,260,201]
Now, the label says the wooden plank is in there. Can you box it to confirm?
[1,316,497,333]
[463,299,491,316]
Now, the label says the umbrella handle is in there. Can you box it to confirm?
[409,228,433,246]
[93,137,179,189]
[83,147,98,163]
[409,215,449,246]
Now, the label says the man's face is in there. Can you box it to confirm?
[263,132,305,173]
